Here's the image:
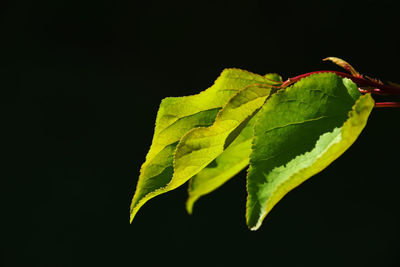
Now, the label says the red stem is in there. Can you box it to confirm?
[283,70,400,95]
[375,102,400,108]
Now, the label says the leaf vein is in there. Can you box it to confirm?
[264,116,333,134]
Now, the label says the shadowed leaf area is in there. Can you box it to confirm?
[246,73,374,230]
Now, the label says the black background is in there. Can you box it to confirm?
[2,0,400,266]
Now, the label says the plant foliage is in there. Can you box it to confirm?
[130,62,375,230]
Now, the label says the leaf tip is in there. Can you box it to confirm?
[185,195,198,215]
[247,220,262,231]
[323,57,361,77]
[129,194,146,224]
[129,203,138,224]
[246,212,264,231]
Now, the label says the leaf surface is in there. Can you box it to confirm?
[246,73,374,230]
[173,84,272,188]
[186,74,282,213]
[130,69,274,222]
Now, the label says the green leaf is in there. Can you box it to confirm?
[130,68,273,222]
[246,73,374,230]
[186,73,282,214]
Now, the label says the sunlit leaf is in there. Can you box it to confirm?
[130,69,274,222]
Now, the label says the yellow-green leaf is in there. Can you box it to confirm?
[130,68,273,222]
[173,84,272,188]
